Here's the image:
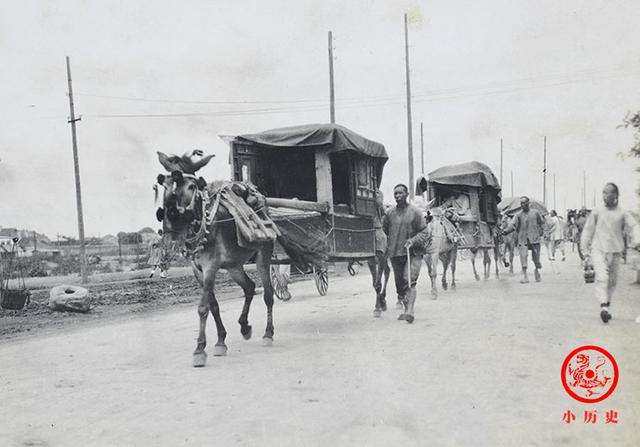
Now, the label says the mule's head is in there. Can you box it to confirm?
[155,170,207,240]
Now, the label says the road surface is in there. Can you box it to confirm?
[1,251,639,446]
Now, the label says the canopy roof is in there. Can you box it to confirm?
[233,123,388,160]
[427,161,501,190]
[500,197,549,216]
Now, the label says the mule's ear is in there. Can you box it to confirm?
[158,151,183,172]
[158,152,174,172]
[171,170,184,184]
[196,177,207,190]
[191,154,215,173]
[157,174,166,185]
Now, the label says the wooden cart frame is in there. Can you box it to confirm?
[223,123,388,299]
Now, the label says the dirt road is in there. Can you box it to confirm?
[1,252,639,446]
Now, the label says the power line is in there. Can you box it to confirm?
[80,66,640,120]
[76,62,640,108]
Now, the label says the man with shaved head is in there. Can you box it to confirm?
[502,196,545,283]
[581,183,640,323]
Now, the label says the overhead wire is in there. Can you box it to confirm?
[79,63,640,119]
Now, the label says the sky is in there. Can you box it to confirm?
[1,0,639,239]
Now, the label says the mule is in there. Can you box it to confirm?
[423,215,458,298]
[499,215,516,274]
[157,165,279,368]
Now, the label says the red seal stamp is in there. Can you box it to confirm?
[561,345,618,403]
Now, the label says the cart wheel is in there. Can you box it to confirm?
[270,265,291,301]
[347,261,360,276]
[313,265,329,296]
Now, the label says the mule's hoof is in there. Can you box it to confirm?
[193,351,208,367]
[373,309,382,318]
[474,275,481,281]
[442,282,448,291]
[380,301,387,312]
[451,284,456,291]
[395,301,404,310]
[262,337,274,347]
[397,313,406,320]
[405,314,415,324]
[213,344,228,356]
[241,325,253,340]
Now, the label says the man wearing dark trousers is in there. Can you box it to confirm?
[382,184,431,323]
[502,196,545,283]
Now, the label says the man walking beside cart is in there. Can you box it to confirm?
[383,184,432,323]
[502,196,545,283]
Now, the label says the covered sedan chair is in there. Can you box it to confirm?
[416,161,502,249]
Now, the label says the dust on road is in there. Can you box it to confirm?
[1,252,639,446]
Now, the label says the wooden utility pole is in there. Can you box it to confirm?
[542,136,547,206]
[510,170,514,197]
[66,56,88,284]
[500,138,503,188]
[404,13,415,199]
[420,122,424,174]
[553,173,556,211]
[583,171,586,208]
[328,31,335,124]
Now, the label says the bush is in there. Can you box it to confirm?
[3,256,49,278]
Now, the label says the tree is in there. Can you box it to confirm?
[622,111,640,201]
[622,111,640,159]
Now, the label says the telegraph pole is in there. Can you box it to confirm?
[542,136,547,206]
[328,31,335,124]
[404,13,415,199]
[510,170,514,197]
[420,122,424,174]
[553,173,556,211]
[66,56,88,284]
[500,138,503,188]
[583,171,586,208]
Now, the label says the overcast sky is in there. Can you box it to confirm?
[1,0,639,239]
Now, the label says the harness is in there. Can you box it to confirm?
[160,176,272,258]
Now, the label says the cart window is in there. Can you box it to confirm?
[331,152,351,207]
[356,159,375,198]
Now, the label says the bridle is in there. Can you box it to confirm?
[155,173,237,258]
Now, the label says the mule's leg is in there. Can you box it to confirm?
[255,247,275,346]
[193,287,210,367]
[228,266,255,340]
[470,250,481,281]
[483,249,491,280]
[423,254,438,298]
[450,247,457,290]
[510,245,515,274]
[381,257,390,306]
[440,252,449,291]
[494,246,500,279]
[368,257,383,317]
[202,267,227,357]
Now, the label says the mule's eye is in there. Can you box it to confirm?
[188,184,195,190]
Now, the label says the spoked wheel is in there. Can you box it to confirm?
[347,261,360,276]
[270,265,291,301]
[313,265,329,296]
